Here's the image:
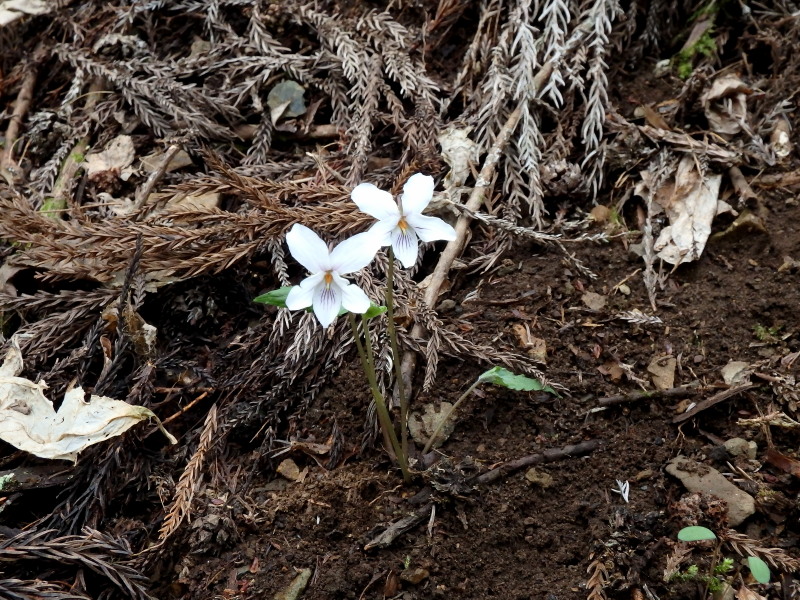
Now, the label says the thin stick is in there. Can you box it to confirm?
[1,45,45,184]
[399,61,554,394]
[598,384,700,407]
[134,144,182,214]
[385,248,409,458]
[475,439,602,485]
[672,384,755,424]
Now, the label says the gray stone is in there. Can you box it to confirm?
[665,456,755,526]
[724,437,757,460]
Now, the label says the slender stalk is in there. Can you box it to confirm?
[349,314,395,461]
[385,248,409,459]
[352,314,410,483]
[422,377,483,454]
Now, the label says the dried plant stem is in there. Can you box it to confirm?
[1,45,44,184]
[422,377,481,454]
[399,62,553,394]
[152,403,218,550]
[134,144,181,213]
[46,78,105,218]
[385,248,409,458]
[350,314,410,482]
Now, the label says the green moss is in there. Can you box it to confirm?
[674,29,717,79]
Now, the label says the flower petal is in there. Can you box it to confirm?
[339,281,371,314]
[367,218,397,247]
[390,225,419,268]
[351,183,399,220]
[400,173,434,215]
[330,231,381,274]
[312,282,342,327]
[405,213,457,243]
[285,280,316,310]
[286,224,331,273]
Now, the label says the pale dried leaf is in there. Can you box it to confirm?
[0,0,51,26]
[653,156,721,264]
[701,75,751,136]
[0,338,175,462]
[85,135,136,179]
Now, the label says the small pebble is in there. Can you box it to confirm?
[436,299,456,312]
[693,354,704,364]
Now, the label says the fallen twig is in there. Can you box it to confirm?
[672,383,755,423]
[474,439,602,485]
[598,384,700,407]
[134,144,182,214]
[1,45,45,184]
[363,502,433,551]
[399,61,555,396]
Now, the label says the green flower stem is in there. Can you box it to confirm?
[385,248,409,460]
[422,377,483,454]
[350,314,410,483]
[349,314,394,462]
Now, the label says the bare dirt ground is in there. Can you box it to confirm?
[0,2,799,600]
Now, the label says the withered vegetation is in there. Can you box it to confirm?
[1,0,800,597]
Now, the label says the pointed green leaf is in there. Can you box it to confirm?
[677,526,717,542]
[364,304,387,320]
[747,556,770,584]
[477,366,558,395]
[254,286,293,308]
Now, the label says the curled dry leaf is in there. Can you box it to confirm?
[701,75,752,137]
[438,125,479,191]
[653,156,721,265]
[0,0,51,26]
[0,338,176,462]
[85,134,136,180]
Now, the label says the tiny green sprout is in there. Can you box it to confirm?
[403,555,411,569]
[747,556,770,584]
[677,526,717,542]
[714,557,734,574]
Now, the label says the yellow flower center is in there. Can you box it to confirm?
[398,217,409,232]
[324,272,334,287]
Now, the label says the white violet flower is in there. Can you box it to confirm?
[351,173,457,268]
[285,224,377,327]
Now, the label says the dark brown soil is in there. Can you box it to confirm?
[163,197,800,600]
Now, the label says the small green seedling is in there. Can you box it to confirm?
[675,527,772,588]
[422,367,558,454]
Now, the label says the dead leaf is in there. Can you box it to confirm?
[701,74,752,137]
[598,361,624,382]
[764,447,800,478]
[0,0,51,26]
[409,402,455,449]
[736,584,766,600]
[770,118,792,159]
[721,361,751,386]
[653,156,721,265]
[648,355,676,390]
[276,458,302,482]
[85,135,136,180]
[267,80,306,124]
[438,126,479,191]
[0,337,176,462]
[582,291,607,311]
[141,148,193,173]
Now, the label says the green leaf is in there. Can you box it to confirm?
[253,286,293,308]
[677,526,717,542]
[477,366,558,395]
[364,304,387,320]
[747,556,770,584]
